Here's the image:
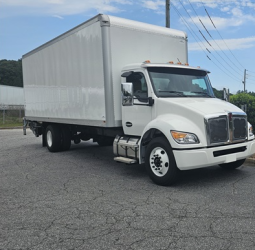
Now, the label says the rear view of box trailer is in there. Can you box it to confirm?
[22,14,188,128]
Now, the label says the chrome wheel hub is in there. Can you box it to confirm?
[149,147,169,177]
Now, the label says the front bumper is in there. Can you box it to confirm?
[173,140,255,170]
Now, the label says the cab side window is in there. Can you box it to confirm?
[126,72,148,102]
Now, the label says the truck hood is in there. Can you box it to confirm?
[155,97,246,147]
[156,97,244,117]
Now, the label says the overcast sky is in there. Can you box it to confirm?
[1,0,255,93]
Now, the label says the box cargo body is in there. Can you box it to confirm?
[22,14,187,127]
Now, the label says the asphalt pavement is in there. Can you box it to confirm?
[1,129,255,250]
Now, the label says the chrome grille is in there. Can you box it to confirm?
[208,116,228,144]
[205,112,247,146]
[233,116,247,140]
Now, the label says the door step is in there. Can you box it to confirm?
[114,157,137,164]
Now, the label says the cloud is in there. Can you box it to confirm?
[0,0,133,17]
[52,15,64,19]
[166,0,255,33]
[189,36,255,51]
[186,8,255,31]
[142,0,164,10]
[190,0,255,10]
[189,15,246,30]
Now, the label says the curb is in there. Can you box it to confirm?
[245,158,255,165]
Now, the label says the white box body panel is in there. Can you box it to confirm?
[22,14,187,127]
[23,19,106,126]
[0,85,24,106]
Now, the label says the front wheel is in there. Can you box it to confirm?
[145,137,179,186]
[219,159,246,170]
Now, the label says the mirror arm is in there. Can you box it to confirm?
[148,97,154,106]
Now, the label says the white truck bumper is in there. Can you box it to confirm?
[173,140,255,170]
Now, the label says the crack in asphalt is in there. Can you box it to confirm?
[1,130,255,249]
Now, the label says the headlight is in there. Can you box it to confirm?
[171,130,199,144]
[248,123,253,137]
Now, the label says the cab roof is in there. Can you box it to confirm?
[122,62,210,73]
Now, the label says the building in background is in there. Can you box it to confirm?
[0,85,24,107]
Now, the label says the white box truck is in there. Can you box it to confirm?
[23,14,255,185]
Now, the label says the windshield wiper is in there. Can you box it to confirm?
[159,91,187,97]
[191,91,212,97]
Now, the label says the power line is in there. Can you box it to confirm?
[177,0,242,80]
[188,0,243,74]
[200,0,246,70]
[247,74,255,79]
[171,2,242,84]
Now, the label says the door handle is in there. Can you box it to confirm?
[126,122,132,127]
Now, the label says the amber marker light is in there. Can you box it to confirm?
[171,131,187,140]
[171,130,200,144]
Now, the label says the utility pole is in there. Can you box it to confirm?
[166,0,170,28]
[223,88,229,102]
[243,69,246,92]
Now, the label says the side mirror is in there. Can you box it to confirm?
[122,82,133,106]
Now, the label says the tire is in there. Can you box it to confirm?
[145,137,179,186]
[60,126,71,151]
[45,124,61,152]
[219,159,246,170]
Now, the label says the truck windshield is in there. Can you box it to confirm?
[147,67,215,98]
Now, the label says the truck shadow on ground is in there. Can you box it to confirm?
[28,139,251,187]
[60,142,252,187]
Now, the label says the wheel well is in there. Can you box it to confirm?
[140,128,169,164]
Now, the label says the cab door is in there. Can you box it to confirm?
[122,71,152,136]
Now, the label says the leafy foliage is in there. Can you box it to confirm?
[230,93,255,128]
[0,59,23,87]
[212,88,223,99]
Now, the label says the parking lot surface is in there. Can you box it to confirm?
[1,129,255,250]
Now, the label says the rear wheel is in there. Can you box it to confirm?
[145,137,178,186]
[219,159,246,170]
[46,124,61,152]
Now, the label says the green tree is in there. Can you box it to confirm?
[230,93,255,128]
[213,88,223,99]
[0,59,23,87]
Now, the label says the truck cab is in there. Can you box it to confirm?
[113,61,255,185]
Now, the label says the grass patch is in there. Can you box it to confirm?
[0,118,23,128]
[0,122,23,128]
[0,110,24,128]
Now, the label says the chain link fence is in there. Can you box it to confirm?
[0,105,24,127]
